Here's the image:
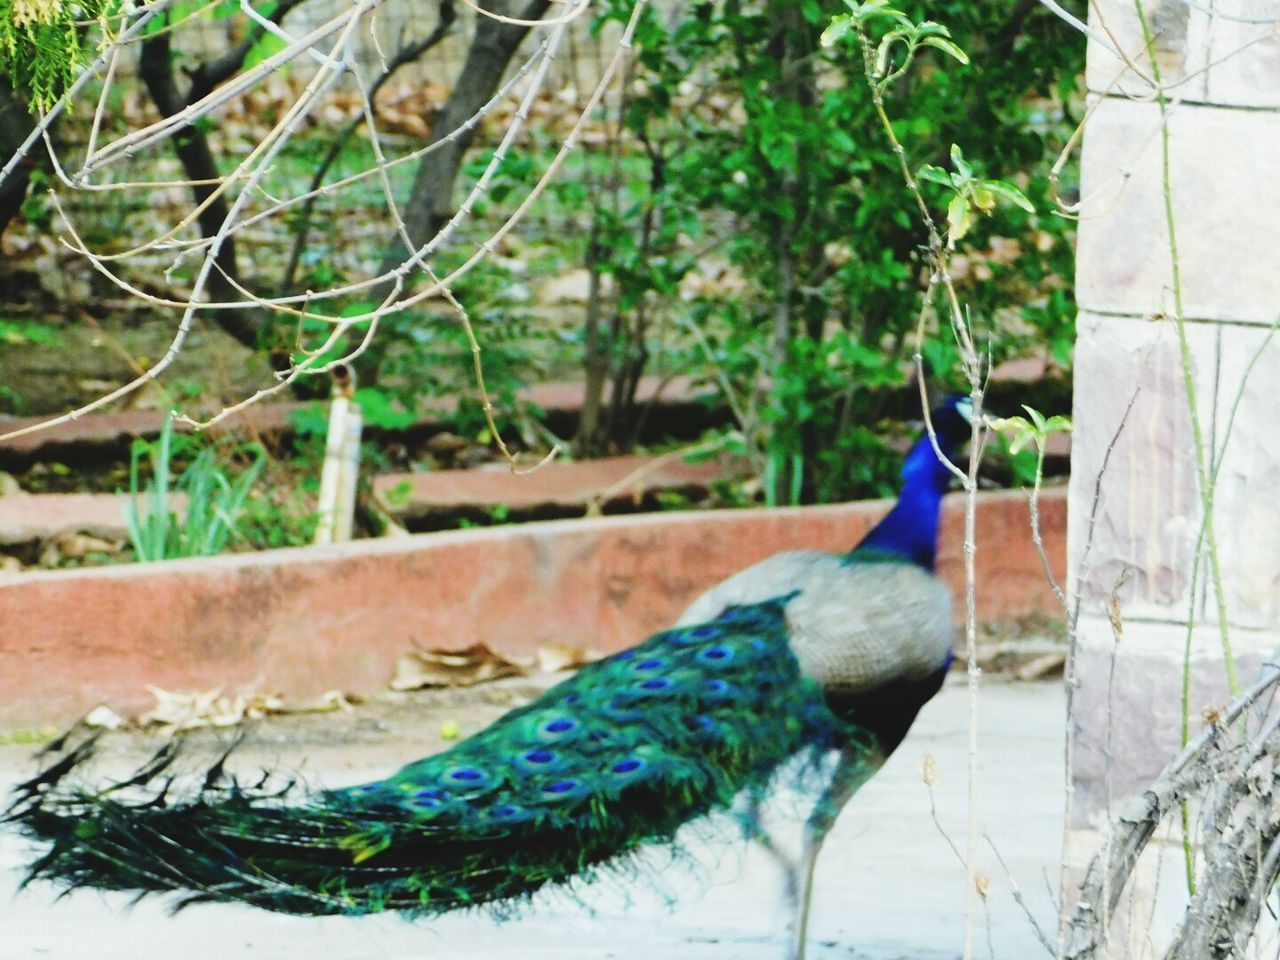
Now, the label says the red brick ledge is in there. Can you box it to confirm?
[0,454,731,546]
[0,376,704,459]
[0,488,1065,726]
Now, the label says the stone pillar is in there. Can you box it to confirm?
[1068,0,1280,954]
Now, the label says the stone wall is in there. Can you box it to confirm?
[1069,0,1280,953]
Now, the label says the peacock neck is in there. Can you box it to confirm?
[847,436,955,571]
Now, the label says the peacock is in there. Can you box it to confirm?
[4,393,973,959]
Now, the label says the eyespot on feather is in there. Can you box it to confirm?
[703,679,735,701]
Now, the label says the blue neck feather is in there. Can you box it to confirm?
[849,434,958,571]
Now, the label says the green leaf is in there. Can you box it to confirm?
[355,387,417,430]
[920,35,970,64]
[987,415,1030,436]
[1020,408,1074,437]
[830,128,858,153]
[990,407,1071,457]
[243,31,287,71]
[971,184,996,213]
[949,143,973,181]
[291,316,372,371]
[874,29,912,77]
[1044,415,1073,434]
[946,193,972,244]
[842,0,911,29]
[916,164,953,187]
[989,415,1036,455]
[844,0,888,21]
[980,179,1036,213]
[820,15,853,46]
[1007,428,1036,455]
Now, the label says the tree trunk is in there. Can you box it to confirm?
[374,0,550,297]
[574,229,609,454]
[137,0,308,372]
[764,0,821,504]
[0,78,44,241]
[281,0,457,293]
[138,29,282,368]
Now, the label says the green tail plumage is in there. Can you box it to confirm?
[6,597,847,917]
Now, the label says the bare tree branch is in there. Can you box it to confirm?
[281,0,458,293]
[1063,659,1280,960]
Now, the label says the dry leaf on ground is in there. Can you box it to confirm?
[535,643,597,673]
[82,704,125,730]
[390,642,597,692]
[108,686,361,732]
[390,644,528,692]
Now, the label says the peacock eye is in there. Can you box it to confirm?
[691,625,718,638]
[492,804,521,818]
[635,658,664,671]
[543,779,578,794]
[705,679,730,694]
[701,647,729,660]
[523,749,555,764]
[639,677,672,691]
[544,718,575,734]
[611,758,643,774]
[448,768,485,783]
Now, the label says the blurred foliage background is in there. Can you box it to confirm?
[0,0,1083,543]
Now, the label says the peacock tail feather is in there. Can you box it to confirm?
[6,597,872,917]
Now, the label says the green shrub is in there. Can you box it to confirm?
[122,415,266,561]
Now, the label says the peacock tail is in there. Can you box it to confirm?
[6,597,866,917]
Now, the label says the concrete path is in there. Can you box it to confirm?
[0,680,1066,960]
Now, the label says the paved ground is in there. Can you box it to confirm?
[0,679,1066,960]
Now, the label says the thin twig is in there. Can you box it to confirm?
[850,19,987,958]
[984,834,1056,956]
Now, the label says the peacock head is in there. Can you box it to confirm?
[851,393,976,568]
[929,394,975,450]
[899,393,975,491]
